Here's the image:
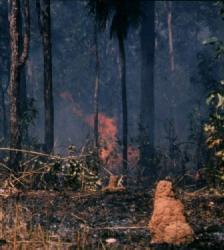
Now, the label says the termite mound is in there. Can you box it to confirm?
[149,180,194,245]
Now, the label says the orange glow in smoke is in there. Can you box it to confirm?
[60,91,139,168]
[98,113,117,161]
[60,91,83,118]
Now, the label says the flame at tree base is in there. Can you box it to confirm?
[60,91,139,171]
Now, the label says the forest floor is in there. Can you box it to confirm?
[0,187,223,249]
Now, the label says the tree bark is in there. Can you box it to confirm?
[19,0,30,143]
[19,0,30,67]
[9,0,21,169]
[37,0,54,153]
[94,22,100,149]
[8,0,30,170]
[139,1,155,178]
[118,34,128,178]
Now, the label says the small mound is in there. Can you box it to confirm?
[149,180,194,245]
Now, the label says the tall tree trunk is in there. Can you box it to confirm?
[9,0,20,169]
[0,81,7,141]
[118,34,128,178]
[93,22,100,149]
[8,0,30,170]
[166,1,175,72]
[19,0,30,143]
[139,1,155,179]
[37,0,54,153]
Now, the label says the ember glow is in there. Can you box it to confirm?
[60,91,139,169]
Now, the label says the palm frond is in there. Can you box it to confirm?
[86,0,142,38]
[86,0,110,31]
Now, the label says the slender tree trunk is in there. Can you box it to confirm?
[8,0,30,170]
[0,81,7,141]
[19,68,27,140]
[19,0,30,143]
[166,1,175,72]
[42,0,54,153]
[139,1,155,178]
[37,0,54,153]
[118,34,128,178]
[94,22,100,149]
[9,0,20,169]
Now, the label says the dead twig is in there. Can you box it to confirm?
[92,226,148,231]
[0,147,90,160]
[101,165,113,176]
[71,213,88,225]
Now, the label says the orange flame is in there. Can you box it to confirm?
[60,91,139,169]
[98,113,118,161]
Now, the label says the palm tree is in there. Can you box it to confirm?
[36,0,54,153]
[88,0,141,179]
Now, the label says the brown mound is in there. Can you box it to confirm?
[102,175,126,192]
[149,180,194,245]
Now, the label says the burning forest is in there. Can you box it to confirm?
[0,0,223,249]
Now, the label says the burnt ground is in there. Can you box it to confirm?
[0,188,223,249]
